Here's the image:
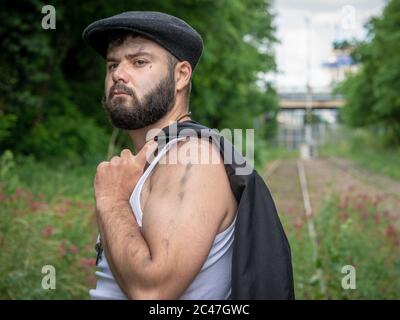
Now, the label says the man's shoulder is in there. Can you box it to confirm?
[154,136,224,174]
[148,136,230,199]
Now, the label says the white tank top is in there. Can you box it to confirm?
[89,137,236,300]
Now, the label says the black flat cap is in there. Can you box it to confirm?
[82,11,203,72]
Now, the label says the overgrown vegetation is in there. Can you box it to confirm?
[320,127,400,180]
[0,151,97,299]
[280,192,400,299]
[336,0,400,146]
[0,0,278,164]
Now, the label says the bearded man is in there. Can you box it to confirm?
[82,11,294,300]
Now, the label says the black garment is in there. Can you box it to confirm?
[156,120,295,300]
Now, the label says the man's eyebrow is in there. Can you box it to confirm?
[106,51,154,62]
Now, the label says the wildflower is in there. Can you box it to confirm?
[15,187,25,197]
[41,226,54,237]
[58,241,67,257]
[385,224,398,240]
[69,244,79,254]
[355,203,364,211]
[30,201,46,211]
[63,199,73,206]
[80,258,96,268]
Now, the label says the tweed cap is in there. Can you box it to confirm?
[82,11,204,72]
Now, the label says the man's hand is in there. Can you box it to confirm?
[94,141,158,209]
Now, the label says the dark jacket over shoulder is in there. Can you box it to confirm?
[158,120,295,300]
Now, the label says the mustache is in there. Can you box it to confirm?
[108,83,135,99]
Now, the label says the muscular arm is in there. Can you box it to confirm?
[96,138,234,299]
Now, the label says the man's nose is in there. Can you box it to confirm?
[111,61,129,83]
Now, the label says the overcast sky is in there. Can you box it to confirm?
[271,0,386,91]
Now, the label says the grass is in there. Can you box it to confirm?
[254,139,299,173]
[0,151,98,299]
[279,191,400,299]
[317,192,400,299]
[320,127,400,180]
[1,140,399,299]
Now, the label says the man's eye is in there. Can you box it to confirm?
[108,63,118,71]
[134,59,148,67]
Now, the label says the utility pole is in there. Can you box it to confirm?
[302,16,315,159]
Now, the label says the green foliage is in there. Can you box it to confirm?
[337,0,400,146]
[0,154,97,299]
[280,192,400,299]
[315,194,400,299]
[0,150,20,194]
[0,190,97,299]
[320,127,400,180]
[0,0,278,161]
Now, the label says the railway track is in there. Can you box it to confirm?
[264,159,328,298]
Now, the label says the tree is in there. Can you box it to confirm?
[338,0,400,146]
[0,0,278,160]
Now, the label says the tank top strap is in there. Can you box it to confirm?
[129,136,187,225]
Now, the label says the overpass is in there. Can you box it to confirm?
[279,91,345,110]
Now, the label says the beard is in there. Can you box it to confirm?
[102,69,176,130]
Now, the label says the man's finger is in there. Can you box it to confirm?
[135,140,159,167]
[120,148,133,160]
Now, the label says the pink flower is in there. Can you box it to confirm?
[41,226,54,237]
[58,242,66,257]
[15,188,25,197]
[30,201,46,211]
[69,244,79,254]
[80,258,96,268]
[63,199,73,206]
[355,203,364,211]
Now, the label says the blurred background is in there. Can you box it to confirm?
[0,0,399,299]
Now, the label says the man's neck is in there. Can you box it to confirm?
[127,108,191,152]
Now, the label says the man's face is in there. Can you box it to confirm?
[103,35,176,130]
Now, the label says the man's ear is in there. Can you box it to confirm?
[175,61,192,93]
